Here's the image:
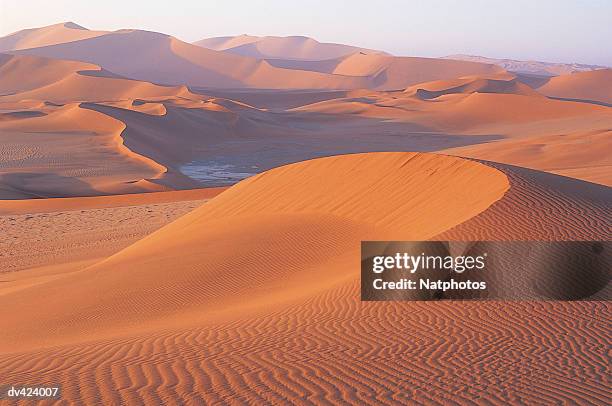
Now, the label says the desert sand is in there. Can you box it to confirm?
[1,153,610,404]
[1,22,610,405]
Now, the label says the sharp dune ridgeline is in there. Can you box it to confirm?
[0,21,610,405]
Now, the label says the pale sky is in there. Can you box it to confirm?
[1,0,610,65]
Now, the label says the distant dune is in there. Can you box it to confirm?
[445,54,608,76]
[6,24,504,90]
[0,21,107,52]
[403,74,540,99]
[536,69,612,104]
[195,34,387,60]
[0,53,202,103]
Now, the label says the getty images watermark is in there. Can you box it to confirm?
[361,241,610,301]
[0,385,62,400]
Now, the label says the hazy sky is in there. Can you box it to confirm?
[1,0,610,65]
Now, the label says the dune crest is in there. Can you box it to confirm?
[536,69,612,104]
[6,24,506,90]
[0,152,509,349]
[403,74,541,99]
[0,22,107,52]
[195,34,386,60]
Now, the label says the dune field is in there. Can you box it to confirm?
[0,22,610,405]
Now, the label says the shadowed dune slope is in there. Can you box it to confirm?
[536,69,612,104]
[0,152,509,350]
[0,103,176,198]
[0,22,107,52]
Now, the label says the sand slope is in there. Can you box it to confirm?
[0,53,203,103]
[10,30,368,89]
[7,25,505,90]
[0,153,510,350]
[536,69,612,104]
[0,22,107,52]
[195,34,386,60]
[1,152,610,404]
[295,83,612,185]
[0,103,177,198]
[403,75,540,99]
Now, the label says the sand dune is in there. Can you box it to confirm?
[536,69,612,104]
[445,129,612,186]
[0,103,182,198]
[195,34,386,60]
[0,21,107,52]
[6,24,506,90]
[275,52,506,90]
[403,75,540,99]
[9,29,368,89]
[295,82,612,184]
[1,153,609,404]
[2,19,610,406]
[444,54,607,76]
[0,53,204,103]
[0,153,510,349]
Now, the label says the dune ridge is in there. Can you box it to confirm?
[0,103,175,198]
[0,152,510,350]
[194,34,386,60]
[536,69,612,105]
[0,22,107,52]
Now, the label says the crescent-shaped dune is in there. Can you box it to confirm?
[0,152,610,404]
[0,152,510,350]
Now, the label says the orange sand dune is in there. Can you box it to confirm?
[536,68,612,104]
[445,129,612,186]
[0,53,203,104]
[195,34,386,60]
[0,152,609,404]
[403,74,540,99]
[10,29,369,90]
[7,24,505,90]
[295,85,611,184]
[193,34,261,51]
[331,53,504,90]
[0,153,510,350]
[0,22,107,52]
[267,53,506,90]
[0,53,99,95]
[0,103,190,198]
